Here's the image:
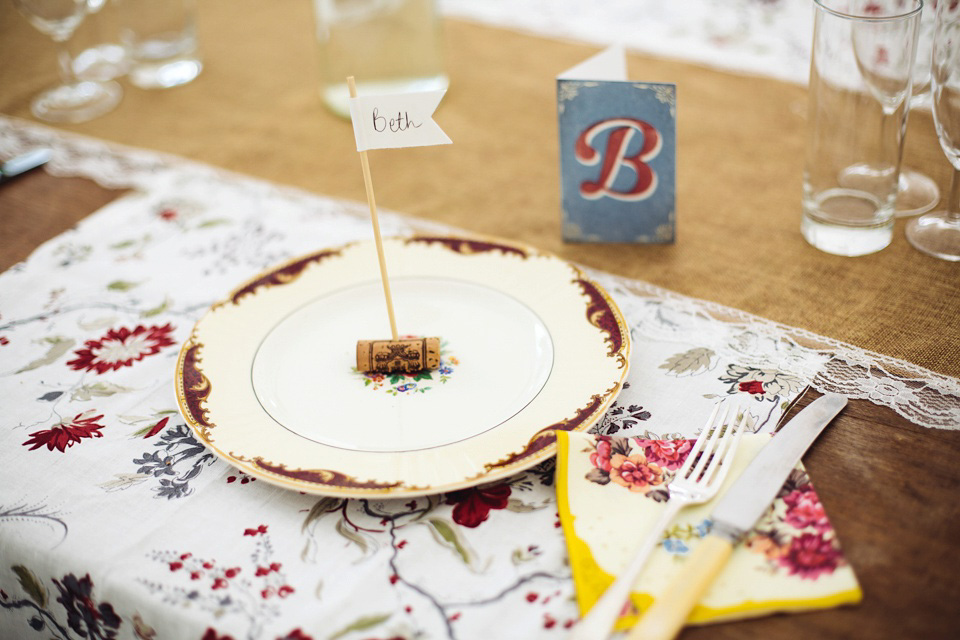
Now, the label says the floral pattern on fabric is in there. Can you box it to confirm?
[22,410,106,452]
[744,469,849,580]
[66,324,176,374]
[0,568,120,640]
[584,436,690,501]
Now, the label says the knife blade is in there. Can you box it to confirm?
[0,148,52,185]
[627,392,848,640]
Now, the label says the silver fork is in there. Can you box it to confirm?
[569,398,748,640]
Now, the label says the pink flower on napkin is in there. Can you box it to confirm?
[635,438,693,471]
[589,438,614,471]
[783,487,831,533]
[778,532,843,579]
[609,453,666,493]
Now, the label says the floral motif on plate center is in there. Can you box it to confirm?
[351,337,456,396]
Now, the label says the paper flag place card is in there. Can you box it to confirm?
[558,47,676,243]
[346,78,450,373]
[349,90,451,152]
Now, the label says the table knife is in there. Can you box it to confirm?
[627,392,848,640]
[0,148,52,185]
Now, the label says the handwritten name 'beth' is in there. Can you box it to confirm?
[372,108,423,133]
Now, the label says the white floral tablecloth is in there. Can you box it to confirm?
[1,116,958,640]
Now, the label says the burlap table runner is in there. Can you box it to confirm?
[0,0,956,378]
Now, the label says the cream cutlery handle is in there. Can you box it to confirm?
[626,534,733,640]
[568,503,681,640]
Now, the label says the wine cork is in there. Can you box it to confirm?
[356,337,441,373]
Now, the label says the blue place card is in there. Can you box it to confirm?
[557,47,676,243]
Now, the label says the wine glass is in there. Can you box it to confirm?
[906,0,960,260]
[12,0,122,123]
[896,1,941,217]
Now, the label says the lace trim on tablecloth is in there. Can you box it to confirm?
[1,116,957,430]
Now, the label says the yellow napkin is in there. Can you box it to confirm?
[556,431,861,630]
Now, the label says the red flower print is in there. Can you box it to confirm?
[22,410,106,452]
[277,630,313,640]
[67,323,176,374]
[783,487,831,533]
[278,585,295,597]
[201,629,235,640]
[447,483,511,528]
[169,561,183,571]
[739,380,765,395]
[609,453,666,493]
[0,336,9,346]
[636,438,693,471]
[778,532,842,579]
[589,439,614,472]
[143,416,170,438]
[244,524,268,536]
[158,208,178,221]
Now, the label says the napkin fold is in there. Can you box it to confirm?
[556,431,861,630]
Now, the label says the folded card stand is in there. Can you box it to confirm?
[558,47,676,243]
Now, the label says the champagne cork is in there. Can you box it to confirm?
[356,337,441,373]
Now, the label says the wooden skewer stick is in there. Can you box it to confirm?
[348,75,399,342]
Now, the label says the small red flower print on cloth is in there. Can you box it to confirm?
[783,487,831,533]
[67,323,176,374]
[244,524,268,536]
[636,438,693,471]
[201,629,235,640]
[447,484,511,528]
[610,453,666,493]
[739,380,765,395]
[778,532,843,579]
[23,410,106,452]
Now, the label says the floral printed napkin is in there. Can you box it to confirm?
[556,430,861,631]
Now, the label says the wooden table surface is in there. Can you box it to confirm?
[1,170,958,639]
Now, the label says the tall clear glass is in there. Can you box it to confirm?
[906,0,960,261]
[894,0,940,216]
[801,0,922,257]
[311,0,448,118]
[12,0,123,123]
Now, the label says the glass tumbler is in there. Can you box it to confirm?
[311,0,448,118]
[801,0,922,256]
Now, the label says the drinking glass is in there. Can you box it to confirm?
[70,0,128,82]
[118,0,202,89]
[895,1,941,217]
[311,0,448,118]
[802,0,923,256]
[12,0,122,123]
[906,0,960,261]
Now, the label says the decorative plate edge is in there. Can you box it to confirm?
[175,337,215,441]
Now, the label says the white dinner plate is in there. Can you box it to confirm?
[175,235,630,497]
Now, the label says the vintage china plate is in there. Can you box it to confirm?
[175,236,630,497]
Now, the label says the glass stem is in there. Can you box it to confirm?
[54,37,78,86]
[948,167,960,223]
